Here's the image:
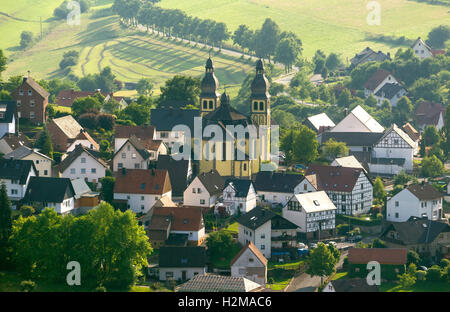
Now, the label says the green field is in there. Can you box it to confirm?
[159,0,449,58]
[1,1,254,90]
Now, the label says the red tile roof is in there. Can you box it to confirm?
[348,248,407,265]
[114,169,171,195]
[363,69,392,91]
[415,101,446,127]
[56,90,107,107]
[152,206,204,232]
[305,164,366,192]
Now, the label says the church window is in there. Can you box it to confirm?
[209,100,213,109]
[203,100,208,109]
[243,163,247,171]
[259,101,264,110]
[253,101,258,110]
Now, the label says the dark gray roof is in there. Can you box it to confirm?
[150,108,199,132]
[196,170,226,196]
[0,101,16,123]
[159,246,206,268]
[0,133,30,150]
[270,214,299,230]
[59,144,107,173]
[321,132,383,147]
[113,136,151,161]
[24,177,75,203]
[237,206,296,230]
[4,146,34,159]
[225,179,253,198]
[374,83,406,99]
[407,184,442,200]
[204,93,250,127]
[176,274,263,292]
[382,217,450,245]
[0,159,35,184]
[156,155,190,197]
[254,171,305,193]
[330,278,379,292]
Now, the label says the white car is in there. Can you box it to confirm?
[328,241,337,248]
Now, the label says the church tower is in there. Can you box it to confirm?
[250,59,270,127]
[200,58,220,117]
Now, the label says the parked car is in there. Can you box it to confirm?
[328,241,337,248]
[419,266,428,271]
[309,243,317,249]
[294,164,307,170]
[298,243,307,249]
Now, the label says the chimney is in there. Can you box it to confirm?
[23,77,28,84]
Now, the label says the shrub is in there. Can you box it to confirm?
[439,258,450,269]
[165,279,177,291]
[336,223,351,235]
[97,114,116,131]
[415,270,426,281]
[78,113,98,129]
[426,265,442,282]
[19,205,35,217]
[94,286,107,292]
[407,250,421,266]
[20,280,36,292]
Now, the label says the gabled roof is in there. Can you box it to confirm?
[254,171,307,193]
[374,83,406,99]
[411,37,431,51]
[237,206,297,230]
[114,169,171,195]
[225,179,253,198]
[0,159,35,184]
[4,146,52,162]
[24,176,74,203]
[50,115,84,139]
[56,90,107,107]
[114,124,155,141]
[401,123,420,142]
[291,191,337,213]
[196,170,226,196]
[58,144,107,173]
[71,178,95,199]
[350,47,390,67]
[415,101,446,127]
[406,184,442,201]
[330,278,379,292]
[377,124,415,148]
[307,113,335,131]
[382,217,450,245]
[363,69,392,91]
[113,135,152,160]
[330,105,384,133]
[159,246,206,268]
[0,101,16,123]
[19,77,49,98]
[348,248,407,265]
[230,242,268,266]
[156,155,190,197]
[152,206,204,231]
[176,274,263,292]
[150,108,199,132]
[153,195,176,208]
[332,156,364,171]
[0,133,30,150]
[305,164,369,192]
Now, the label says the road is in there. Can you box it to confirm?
[286,251,348,292]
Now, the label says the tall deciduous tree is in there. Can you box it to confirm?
[159,75,201,107]
[322,139,349,160]
[426,25,450,49]
[0,49,7,78]
[255,18,280,62]
[306,242,338,285]
[0,183,12,248]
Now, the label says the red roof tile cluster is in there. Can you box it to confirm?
[415,101,446,127]
[305,164,366,192]
[363,69,392,91]
[348,248,407,265]
[114,169,171,195]
[152,206,204,231]
[230,242,268,266]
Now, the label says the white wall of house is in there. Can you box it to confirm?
[113,141,152,172]
[0,168,36,206]
[231,248,267,286]
[159,267,206,281]
[238,221,272,259]
[114,191,171,214]
[67,139,98,152]
[412,41,432,59]
[0,115,15,139]
[374,89,407,108]
[61,151,106,183]
[21,153,53,177]
[155,130,185,152]
[387,189,443,222]
[171,228,206,244]
[364,74,399,97]
[223,183,257,214]
[52,197,75,215]
[183,177,217,208]
[257,179,317,207]
[322,281,336,292]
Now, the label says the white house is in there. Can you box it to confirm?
[306,164,373,216]
[4,146,53,177]
[411,37,433,59]
[283,191,336,240]
[57,144,108,184]
[23,177,76,215]
[183,169,225,208]
[230,242,268,286]
[331,155,366,172]
[221,179,257,215]
[114,124,156,153]
[112,136,166,172]
[330,105,384,133]
[0,133,30,155]
[363,69,400,98]
[387,184,444,222]
[113,168,172,214]
[0,158,36,208]
[0,101,15,139]
[158,246,207,282]
[236,207,299,259]
[368,124,415,175]
[374,83,407,107]
[254,171,317,207]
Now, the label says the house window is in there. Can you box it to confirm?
[341,195,346,201]
[261,234,265,239]
[30,112,35,119]
[118,163,123,169]
[134,163,140,169]
[249,258,254,263]
[81,157,86,163]
[44,170,48,175]
[200,199,205,205]
[70,168,76,174]
[304,184,307,191]
[121,153,126,159]
[141,196,144,201]
[193,188,196,193]
[19,90,24,96]
[132,153,137,159]
[361,184,363,190]
[28,90,32,96]
[91,168,96,174]
[81,168,86,174]
[17,100,21,107]
[361,194,364,200]
[260,245,265,250]
[165,272,173,279]
[197,188,202,194]
[141,205,145,210]
[11,189,18,195]
[395,213,399,218]
[395,201,399,207]
[127,145,130,151]
[30,100,35,107]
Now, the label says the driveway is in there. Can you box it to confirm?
[286,251,347,292]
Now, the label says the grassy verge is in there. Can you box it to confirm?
[379,280,450,292]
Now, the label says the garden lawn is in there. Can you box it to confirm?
[379,280,450,292]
